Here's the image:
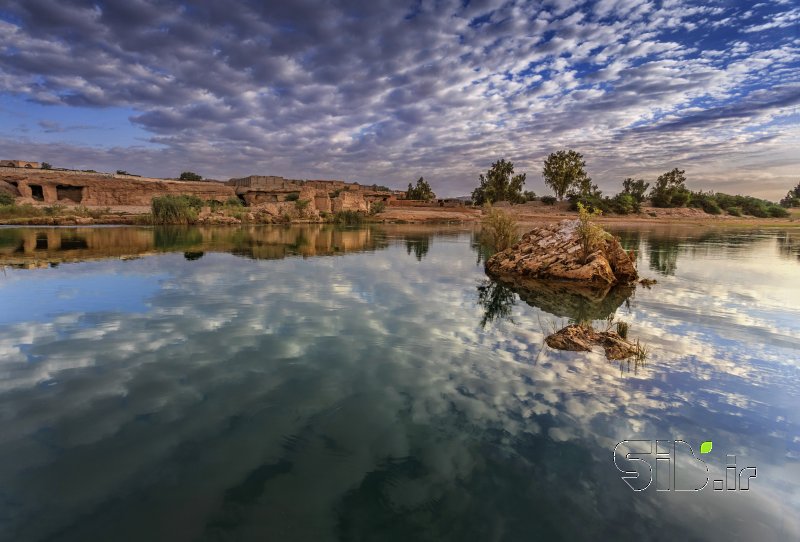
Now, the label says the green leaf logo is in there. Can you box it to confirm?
[700,441,713,454]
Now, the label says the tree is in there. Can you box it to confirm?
[179,171,203,181]
[621,178,649,203]
[471,158,527,205]
[650,168,688,207]
[780,181,800,208]
[405,177,435,200]
[41,162,52,170]
[542,150,589,200]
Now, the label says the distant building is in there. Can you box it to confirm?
[1,160,41,169]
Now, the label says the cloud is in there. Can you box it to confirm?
[0,0,798,198]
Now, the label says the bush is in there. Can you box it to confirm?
[576,202,609,262]
[540,195,557,205]
[225,197,244,207]
[333,210,364,225]
[689,192,722,215]
[151,195,204,224]
[481,206,519,252]
[179,171,202,181]
[369,201,386,215]
[669,189,691,207]
[285,193,300,202]
[768,205,790,218]
[610,193,638,214]
[0,192,14,206]
[41,162,52,170]
[295,199,311,217]
[727,206,742,217]
[44,204,65,216]
[744,200,769,218]
[568,193,612,214]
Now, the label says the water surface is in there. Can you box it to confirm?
[0,224,798,541]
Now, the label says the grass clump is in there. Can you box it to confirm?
[151,195,204,224]
[0,203,44,219]
[0,193,14,206]
[576,202,609,262]
[480,206,519,252]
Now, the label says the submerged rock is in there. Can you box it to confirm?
[545,324,640,360]
[485,219,638,286]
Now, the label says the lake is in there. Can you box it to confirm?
[0,224,798,541]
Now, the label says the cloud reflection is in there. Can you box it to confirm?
[0,226,798,540]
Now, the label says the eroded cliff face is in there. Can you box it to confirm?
[485,219,638,286]
[0,169,235,206]
[0,169,384,222]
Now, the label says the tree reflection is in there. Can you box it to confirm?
[405,235,431,261]
[648,238,680,276]
[476,279,517,328]
[777,232,800,261]
[470,231,495,266]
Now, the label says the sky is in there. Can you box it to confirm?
[0,0,798,198]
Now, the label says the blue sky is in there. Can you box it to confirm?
[0,0,798,198]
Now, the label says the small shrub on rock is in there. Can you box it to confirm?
[481,206,519,252]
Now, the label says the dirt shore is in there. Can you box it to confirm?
[1,202,798,227]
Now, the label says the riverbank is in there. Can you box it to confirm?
[1,201,798,227]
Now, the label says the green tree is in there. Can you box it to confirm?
[780,181,800,207]
[471,158,527,205]
[405,177,435,200]
[621,178,649,203]
[179,171,203,181]
[41,162,52,170]
[650,168,688,207]
[542,150,589,200]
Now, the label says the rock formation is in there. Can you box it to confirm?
[545,324,640,360]
[485,219,638,286]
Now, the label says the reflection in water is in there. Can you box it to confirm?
[476,279,517,328]
[777,231,800,261]
[648,237,680,276]
[478,278,635,323]
[0,225,798,541]
[0,225,448,268]
[183,251,205,261]
[405,235,431,261]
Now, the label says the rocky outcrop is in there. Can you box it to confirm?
[545,324,640,360]
[486,219,638,286]
[331,191,368,213]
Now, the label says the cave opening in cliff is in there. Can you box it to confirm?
[30,185,44,201]
[57,185,83,203]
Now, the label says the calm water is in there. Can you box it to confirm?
[0,224,798,541]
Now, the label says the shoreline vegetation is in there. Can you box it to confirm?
[1,152,798,226]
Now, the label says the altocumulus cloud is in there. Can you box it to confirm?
[0,0,798,197]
